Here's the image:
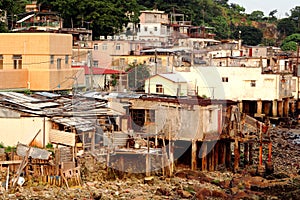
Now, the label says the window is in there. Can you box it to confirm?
[13,55,22,69]
[93,60,98,67]
[57,58,61,69]
[0,55,3,69]
[65,55,69,64]
[120,58,125,66]
[250,80,256,87]
[209,110,213,123]
[222,77,228,82]
[144,26,148,32]
[116,43,121,50]
[156,84,163,93]
[102,44,107,50]
[157,58,162,67]
[50,55,54,64]
[154,27,158,31]
[93,44,99,50]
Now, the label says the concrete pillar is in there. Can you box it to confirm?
[263,102,271,116]
[214,142,219,168]
[238,100,243,113]
[272,99,278,117]
[290,98,295,114]
[191,140,197,170]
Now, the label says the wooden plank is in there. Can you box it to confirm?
[49,129,76,147]
[0,160,22,165]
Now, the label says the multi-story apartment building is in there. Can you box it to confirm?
[0,33,84,91]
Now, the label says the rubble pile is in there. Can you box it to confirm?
[270,127,300,174]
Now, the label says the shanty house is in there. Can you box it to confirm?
[144,73,188,96]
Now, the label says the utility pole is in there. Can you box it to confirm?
[87,50,94,90]
[155,49,158,74]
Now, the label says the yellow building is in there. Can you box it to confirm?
[0,33,84,91]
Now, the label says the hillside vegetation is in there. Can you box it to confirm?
[1,0,300,47]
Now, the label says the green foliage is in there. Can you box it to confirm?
[5,146,15,153]
[212,16,230,39]
[126,63,150,91]
[249,11,265,21]
[46,143,53,149]
[0,142,4,148]
[277,18,297,37]
[281,41,298,51]
[233,26,263,46]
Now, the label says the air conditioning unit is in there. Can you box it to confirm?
[133,36,138,40]
[107,36,112,40]
[119,35,125,40]
[114,36,120,40]
[127,36,133,40]
[100,36,105,40]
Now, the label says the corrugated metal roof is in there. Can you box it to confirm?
[158,73,187,83]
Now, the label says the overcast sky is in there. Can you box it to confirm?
[228,0,299,18]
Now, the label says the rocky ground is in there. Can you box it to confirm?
[0,126,300,199]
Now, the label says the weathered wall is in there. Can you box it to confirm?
[0,117,51,147]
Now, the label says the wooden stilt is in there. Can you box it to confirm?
[214,142,219,169]
[234,139,240,172]
[210,144,215,171]
[259,143,263,166]
[220,141,226,165]
[201,142,207,171]
[225,141,231,169]
[191,140,197,170]
[268,142,272,162]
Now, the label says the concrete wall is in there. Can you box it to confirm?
[0,33,80,91]
[0,117,51,147]
[177,66,292,101]
[144,75,188,96]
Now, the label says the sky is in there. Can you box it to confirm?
[228,0,299,18]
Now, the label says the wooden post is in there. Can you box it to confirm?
[191,140,197,170]
[225,141,231,169]
[278,100,283,117]
[234,139,240,172]
[283,98,289,117]
[210,145,215,171]
[244,143,249,166]
[201,142,207,171]
[268,142,272,162]
[91,132,95,152]
[220,141,226,165]
[272,99,278,117]
[169,141,174,176]
[214,142,219,169]
[259,143,263,166]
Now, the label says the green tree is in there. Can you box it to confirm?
[290,6,300,31]
[233,26,263,46]
[249,10,264,21]
[277,18,297,37]
[38,0,141,39]
[212,16,230,39]
[281,33,300,51]
[126,63,150,91]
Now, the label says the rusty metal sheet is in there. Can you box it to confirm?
[16,143,51,160]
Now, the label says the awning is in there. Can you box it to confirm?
[17,14,35,23]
